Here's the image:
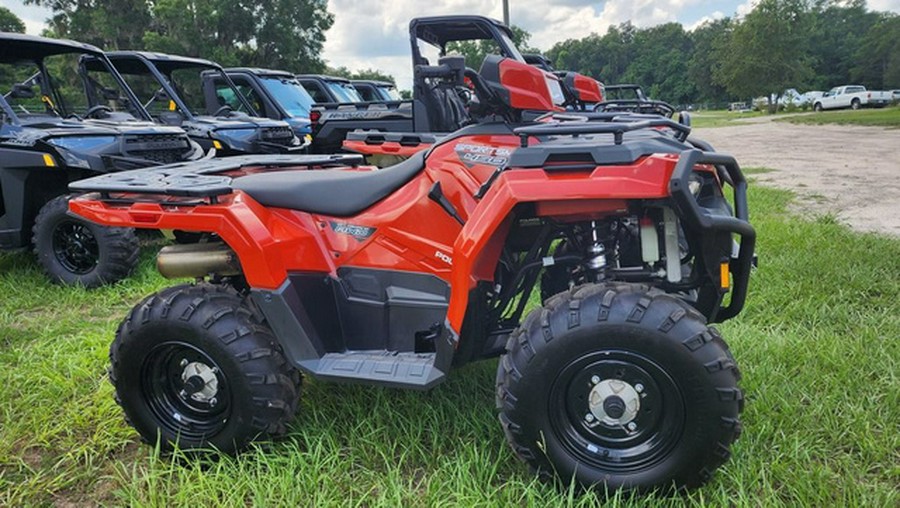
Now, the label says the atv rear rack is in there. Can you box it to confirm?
[69,153,364,200]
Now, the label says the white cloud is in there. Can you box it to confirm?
[324,0,719,89]
[870,0,900,10]
[0,0,51,34]
[687,10,725,31]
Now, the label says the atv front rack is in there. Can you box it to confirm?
[514,115,691,145]
[69,153,363,200]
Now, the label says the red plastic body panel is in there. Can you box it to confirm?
[498,59,562,112]
[342,139,431,157]
[572,74,604,103]
[70,136,682,334]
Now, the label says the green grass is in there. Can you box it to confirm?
[689,110,767,128]
[2,185,899,506]
[776,106,900,128]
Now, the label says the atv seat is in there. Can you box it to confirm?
[233,152,426,216]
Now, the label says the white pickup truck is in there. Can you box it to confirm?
[813,85,892,111]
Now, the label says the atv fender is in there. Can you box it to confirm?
[446,158,676,331]
[70,192,334,289]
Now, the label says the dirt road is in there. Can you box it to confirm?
[693,118,900,236]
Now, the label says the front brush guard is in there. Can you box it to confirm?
[670,149,755,321]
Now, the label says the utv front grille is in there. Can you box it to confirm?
[260,126,294,146]
[123,134,191,164]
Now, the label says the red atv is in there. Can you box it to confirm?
[70,55,754,492]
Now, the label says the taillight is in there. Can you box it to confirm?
[310,110,321,126]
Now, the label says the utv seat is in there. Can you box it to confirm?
[233,151,426,216]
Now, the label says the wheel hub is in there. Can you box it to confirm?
[588,379,640,426]
[181,361,219,403]
[51,220,99,274]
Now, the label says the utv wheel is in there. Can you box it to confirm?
[110,283,301,453]
[32,194,139,288]
[496,284,743,492]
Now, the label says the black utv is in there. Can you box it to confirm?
[81,52,305,155]
[0,33,203,287]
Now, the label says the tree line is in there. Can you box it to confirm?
[545,0,899,107]
[20,0,335,74]
[6,0,900,107]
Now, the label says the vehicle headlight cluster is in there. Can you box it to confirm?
[46,136,118,169]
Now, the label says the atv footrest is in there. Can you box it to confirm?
[299,351,444,390]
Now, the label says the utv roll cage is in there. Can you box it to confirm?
[409,15,524,67]
[84,51,260,122]
[0,33,152,123]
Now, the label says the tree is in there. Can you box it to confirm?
[26,0,334,73]
[327,66,395,84]
[714,0,814,111]
[687,18,733,104]
[0,6,26,33]
[621,23,694,104]
[26,0,152,48]
[446,25,537,69]
[851,14,900,89]
[143,0,333,72]
[807,0,880,89]
[546,22,638,86]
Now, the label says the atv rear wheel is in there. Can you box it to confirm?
[496,284,743,492]
[32,194,139,288]
[110,283,301,453]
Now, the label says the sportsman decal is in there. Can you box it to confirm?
[330,222,376,240]
[454,142,511,168]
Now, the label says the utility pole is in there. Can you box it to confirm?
[503,0,510,26]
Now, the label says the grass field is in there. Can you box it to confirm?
[775,106,900,128]
[1,182,898,506]
[688,110,766,128]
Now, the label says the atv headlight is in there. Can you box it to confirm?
[46,136,117,169]
[47,136,117,151]
[546,77,566,107]
[688,172,704,197]
[216,128,256,139]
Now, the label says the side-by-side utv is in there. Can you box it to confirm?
[0,33,202,286]
[81,52,305,155]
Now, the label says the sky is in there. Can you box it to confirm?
[4,0,900,89]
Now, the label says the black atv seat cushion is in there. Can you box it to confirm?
[233,151,426,216]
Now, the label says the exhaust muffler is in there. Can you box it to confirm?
[157,242,241,279]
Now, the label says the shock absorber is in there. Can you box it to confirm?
[587,220,608,279]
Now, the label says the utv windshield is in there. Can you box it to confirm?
[326,81,362,103]
[2,54,142,121]
[260,76,315,117]
[378,84,402,101]
[111,60,254,120]
[168,66,254,117]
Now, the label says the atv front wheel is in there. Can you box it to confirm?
[32,194,139,288]
[496,284,743,492]
[110,283,301,453]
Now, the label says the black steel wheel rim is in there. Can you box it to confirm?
[549,349,685,472]
[141,341,231,441]
[51,220,99,275]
